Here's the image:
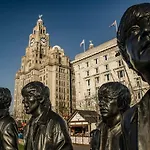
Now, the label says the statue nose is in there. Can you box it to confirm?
[140,27,150,42]
[141,27,150,36]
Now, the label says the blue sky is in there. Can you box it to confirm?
[0,0,149,98]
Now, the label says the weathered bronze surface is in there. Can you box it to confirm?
[0,87,18,150]
[117,3,150,150]
[90,82,131,150]
[21,81,73,150]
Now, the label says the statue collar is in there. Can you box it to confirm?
[30,106,51,125]
[0,108,9,119]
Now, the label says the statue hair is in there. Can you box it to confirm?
[98,82,131,113]
[21,81,51,107]
[117,3,150,78]
[0,88,12,109]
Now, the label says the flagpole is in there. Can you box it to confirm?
[115,21,118,33]
[83,40,85,52]
[80,39,86,52]
[109,20,118,33]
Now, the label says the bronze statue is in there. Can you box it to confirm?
[21,81,73,150]
[0,87,18,150]
[117,3,150,150]
[90,82,131,150]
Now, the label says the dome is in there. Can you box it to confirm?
[53,45,62,51]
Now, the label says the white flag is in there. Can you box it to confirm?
[109,20,117,27]
[109,20,118,32]
[80,39,85,47]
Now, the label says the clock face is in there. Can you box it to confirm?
[30,38,35,47]
[40,37,47,46]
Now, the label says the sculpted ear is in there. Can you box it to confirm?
[39,97,45,104]
[39,86,50,104]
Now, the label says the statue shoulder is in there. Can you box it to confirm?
[0,115,18,135]
[122,105,137,130]
[49,111,66,125]
[0,115,17,128]
[139,89,150,105]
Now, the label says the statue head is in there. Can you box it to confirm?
[98,82,131,121]
[117,3,150,84]
[0,88,12,110]
[21,81,50,114]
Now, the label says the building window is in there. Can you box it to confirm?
[78,65,80,69]
[56,73,58,78]
[87,79,90,86]
[105,74,110,81]
[40,77,42,81]
[137,91,142,99]
[87,89,91,96]
[105,64,109,70]
[56,87,58,92]
[135,77,141,87]
[104,55,108,60]
[56,80,58,84]
[88,101,91,106]
[118,60,123,67]
[115,51,120,57]
[86,62,89,67]
[86,71,89,76]
[95,58,98,64]
[95,68,99,74]
[117,70,125,79]
[95,77,99,83]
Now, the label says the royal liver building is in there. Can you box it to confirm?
[14,16,76,120]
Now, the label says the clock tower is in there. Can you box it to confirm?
[26,15,50,70]
[14,16,76,120]
[29,15,49,48]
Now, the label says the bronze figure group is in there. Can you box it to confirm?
[91,2,150,150]
[21,81,73,150]
[90,82,131,150]
[1,2,150,150]
[0,88,18,150]
[117,3,150,150]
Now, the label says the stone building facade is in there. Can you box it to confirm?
[14,17,76,120]
[72,38,149,111]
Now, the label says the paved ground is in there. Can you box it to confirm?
[73,144,90,150]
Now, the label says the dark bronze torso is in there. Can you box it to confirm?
[138,90,150,150]
[100,123,122,150]
[90,122,124,150]
[122,89,150,150]
[0,114,18,150]
[24,108,73,150]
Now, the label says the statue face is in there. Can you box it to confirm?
[22,92,39,114]
[99,96,119,119]
[125,16,150,84]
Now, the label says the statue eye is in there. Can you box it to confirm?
[127,25,140,36]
